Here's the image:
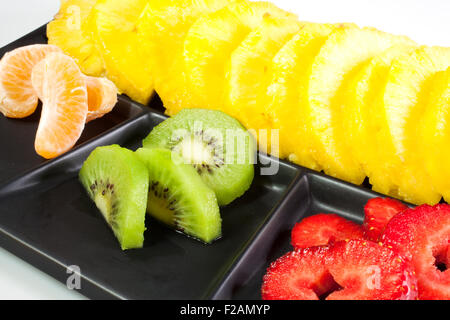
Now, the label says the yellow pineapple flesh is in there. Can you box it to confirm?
[177,0,296,116]
[90,0,153,105]
[342,44,417,180]
[45,0,450,206]
[306,27,412,184]
[419,68,450,202]
[264,23,350,168]
[47,0,104,76]
[223,16,302,155]
[375,46,450,204]
[136,0,232,113]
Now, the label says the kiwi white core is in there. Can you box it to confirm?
[147,192,176,226]
[177,136,214,165]
[94,193,112,222]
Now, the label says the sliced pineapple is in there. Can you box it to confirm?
[223,15,302,154]
[136,0,231,113]
[419,68,450,202]
[373,46,450,204]
[264,23,352,168]
[341,44,417,178]
[47,0,104,76]
[306,27,413,184]
[90,0,153,105]
[175,0,296,116]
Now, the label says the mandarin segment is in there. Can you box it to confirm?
[34,52,88,159]
[0,44,62,118]
[32,60,117,123]
[84,76,118,122]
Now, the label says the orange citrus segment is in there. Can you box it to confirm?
[32,60,117,123]
[84,76,118,122]
[0,44,62,118]
[35,52,88,159]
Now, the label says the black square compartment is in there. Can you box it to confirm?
[223,173,378,300]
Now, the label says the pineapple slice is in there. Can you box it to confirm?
[264,23,352,168]
[176,0,296,116]
[373,46,450,204]
[47,0,104,76]
[306,27,412,184]
[90,0,153,105]
[136,0,231,113]
[419,68,450,202]
[342,44,416,178]
[223,15,302,154]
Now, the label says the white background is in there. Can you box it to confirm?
[0,0,448,299]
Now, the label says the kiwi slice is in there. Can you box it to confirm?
[142,108,255,206]
[79,145,149,250]
[135,147,221,243]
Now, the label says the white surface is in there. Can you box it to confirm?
[0,0,448,300]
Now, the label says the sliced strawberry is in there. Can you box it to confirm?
[291,213,363,249]
[327,240,418,300]
[262,246,339,300]
[262,240,417,300]
[363,197,408,242]
[381,204,450,300]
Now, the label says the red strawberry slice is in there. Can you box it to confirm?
[261,246,339,300]
[291,213,363,249]
[326,240,418,300]
[261,240,418,300]
[363,197,408,242]
[381,204,450,300]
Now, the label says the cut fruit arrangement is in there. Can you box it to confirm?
[0,44,118,159]
[263,197,450,300]
[0,0,448,301]
[42,0,450,206]
[79,108,255,249]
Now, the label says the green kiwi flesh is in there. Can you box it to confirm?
[135,147,221,243]
[142,108,255,206]
[79,145,149,250]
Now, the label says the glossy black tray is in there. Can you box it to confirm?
[0,26,384,300]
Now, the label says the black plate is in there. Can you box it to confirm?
[0,26,385,300]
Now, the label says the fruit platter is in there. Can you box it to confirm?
[0,0,448,300]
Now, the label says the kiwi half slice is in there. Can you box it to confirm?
[142,108,255,206]
[79,145,149,250]
[135,147,221,243]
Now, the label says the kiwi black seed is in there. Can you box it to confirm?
[136,147,221,243]
[79,145,149,250]
[142,108,256,206]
